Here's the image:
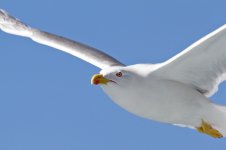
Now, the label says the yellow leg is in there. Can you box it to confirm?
[196,120,223,138]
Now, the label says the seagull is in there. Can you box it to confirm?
[1,9,226,138]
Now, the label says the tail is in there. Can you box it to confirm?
[0,9,33,37]
[209,104,226,137]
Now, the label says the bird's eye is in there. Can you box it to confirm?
[116,72,123,77]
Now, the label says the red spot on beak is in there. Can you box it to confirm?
[91,74,111,85]
[93,79,99,85]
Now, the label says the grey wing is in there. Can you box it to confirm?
[0,9,124,69]
[155,25,226,97]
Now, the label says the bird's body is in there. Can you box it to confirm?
[1,9,226,138]
[101,65,223,129]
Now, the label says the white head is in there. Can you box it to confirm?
[91,66,143,103]
[91,66,134,87]
[91,64,152,88]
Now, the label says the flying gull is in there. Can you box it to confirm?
[1,9,226,138]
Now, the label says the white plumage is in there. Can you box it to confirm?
[158,25,226,97]
[1,9,226,138]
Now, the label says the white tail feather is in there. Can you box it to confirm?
[0,9,33,37]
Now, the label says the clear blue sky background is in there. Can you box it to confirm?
[0,0,226,149]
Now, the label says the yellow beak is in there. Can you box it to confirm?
[91,74,109,85]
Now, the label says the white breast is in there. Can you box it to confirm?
[101,76,211,127]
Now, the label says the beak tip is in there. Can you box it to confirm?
[91,81,99,85]
[91,74,100,85]
[91,74,109,85]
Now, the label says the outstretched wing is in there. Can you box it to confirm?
[0,9,124,69]
[155,25,226,97]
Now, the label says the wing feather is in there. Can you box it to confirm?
[0,9,124,69]
[155,25,226,97]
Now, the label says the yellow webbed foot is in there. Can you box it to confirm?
[196,120,223,138]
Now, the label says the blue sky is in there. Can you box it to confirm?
[0,0,226,149]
